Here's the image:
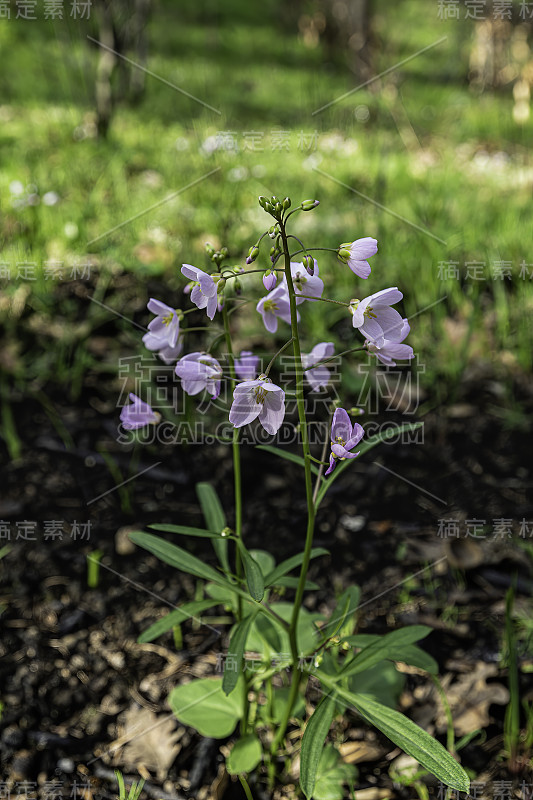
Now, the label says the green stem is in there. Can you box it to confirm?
[222,301,249,733]
[239,775,254,800]
[263,337,294,377]
[222,303,243,622]
[270,221,317,756]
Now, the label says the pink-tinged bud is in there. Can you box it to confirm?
[246,245,259,264]
[303,254,314,275]
[301,199,319,211]
[234,278,242,295]
[263,271,277,291]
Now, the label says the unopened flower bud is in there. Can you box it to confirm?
[247,245,259,264]
[270,195,278,204]
[341,640,350,651]
[263,271,277,291]
[282,196,291,210]
[220,247,229,258]
[268,226,277,240]
[301,199,319,211]
[302,254,314,275]
[349,407,365,416]
[221,527,232,538]
[313,654,323,669]
[217,278,226,291]
[274,201,282,214]
[258,196,269,209]
[233,278,242,295]
[205,242,215,256]
[269,245,277,257]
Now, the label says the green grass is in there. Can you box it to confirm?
[1,0,532,413]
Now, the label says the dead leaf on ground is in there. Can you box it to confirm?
[435,662,509,736]
[110,705,182,780]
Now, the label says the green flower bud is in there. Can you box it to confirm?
[258,196,269,209]
[234,278,242,295]
[220,247,229,258]
[247,245,259,264]
[282,197,291,210]
[301,199,319,211]
[205,242,215,256]
[349,407,365,416]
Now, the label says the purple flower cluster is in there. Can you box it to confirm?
[119,228,414,468]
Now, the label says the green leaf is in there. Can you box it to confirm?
[348,661,405,708]
[249,549,276,577]
[323,680,470,793]
[318,586,360,642]
[274,576,320,591]
[344,635,438,673]
[269,686,306,724]
[226,734,262,775]
[314,422,424,510]
[168,678,242,738]
[256,444,320,476]
[238,541,265,602]
[223,610,259,695]
[313,745,357,800]
[196,482,230,574]
[265,548,329,587]
[148,523,222,538]
[129,531,225,584]
[300,693,337,799]
[340,626,432,677]
[138,599,220,643]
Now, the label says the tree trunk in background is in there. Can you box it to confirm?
[94,0,151,138]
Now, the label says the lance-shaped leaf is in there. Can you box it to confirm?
[340,626,432,677]
[256,444,320,476]
[319,677,470,794]
[149,523,222,538]
[196,482,230,574]
[138,599,220,643]
[344,634,438,674]
[317,585,360,643]
[238,541,265,602]
[223,610,259,695]
[265,547,329,587]
[300,693,338,799]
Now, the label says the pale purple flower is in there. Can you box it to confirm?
[325,408,364,476]
[181,264,218,320]
[235,350,259,381]
[366,319,414,367]
[351,287,404,344]
[281,260,324,305]
[120,393,160,430]
[256,284,297,333]
[229,376,285,435]
[143,332,184,365]
[263,271,277,291]
[342,237,377,279]
[175,352,222,398]
[302,342,335,391]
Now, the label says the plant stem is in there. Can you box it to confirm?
[263,337,294,377]
[239,775,254,800]
[222,303,243,623]
[222,301,249,733]
[270,220,317,756]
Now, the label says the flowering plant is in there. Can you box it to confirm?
[120,196,469,798]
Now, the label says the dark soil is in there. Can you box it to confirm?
[1,360,533,799]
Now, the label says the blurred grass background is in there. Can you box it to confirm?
[1,0,532,439]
